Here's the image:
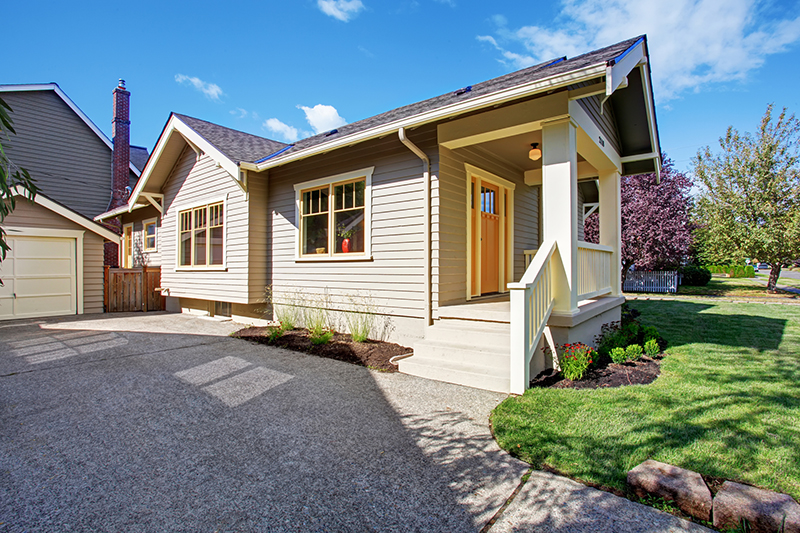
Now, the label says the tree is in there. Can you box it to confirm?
[584,155,694,282]
[693,104,800,292]
[1,96,38,263]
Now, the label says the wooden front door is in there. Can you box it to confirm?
[480,183,500,293]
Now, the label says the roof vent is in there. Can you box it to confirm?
[325,129,339,136]
[453,85,472,96]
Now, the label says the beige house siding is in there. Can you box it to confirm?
[159,148,250,303]
[266,126,435,331]
[1,90,136,219]
[435,145,539,312]
[248,172,269,303]
[3,199,105,314]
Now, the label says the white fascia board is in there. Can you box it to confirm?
[10,186,120,242]
[129,115,239,208]
[0,83,141,177]
[252,63,608,172]
[638,63,662,177]
[605,40,646,96]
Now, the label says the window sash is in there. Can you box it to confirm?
[144,222,157,251]
[300,178,366,257]
[178,203,224,267]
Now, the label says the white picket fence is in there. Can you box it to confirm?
[623,271,679,293]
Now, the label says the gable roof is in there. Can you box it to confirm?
[130,146,150,173]
[172,113,288,164]
[0,83,142,177]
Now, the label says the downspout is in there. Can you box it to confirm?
[398,127,432,326]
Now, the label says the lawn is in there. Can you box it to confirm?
[631,276,799,299]
[491,299,800,501]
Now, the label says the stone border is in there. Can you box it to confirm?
[628,460,800,532]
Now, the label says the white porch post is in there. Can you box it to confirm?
[598,170,622,296]
[542,118,579,315]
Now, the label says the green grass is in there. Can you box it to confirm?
[492,299,800,500]
[756,273,800,289]
[630,276,798,299]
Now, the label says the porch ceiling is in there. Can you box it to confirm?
[474,131,587,173]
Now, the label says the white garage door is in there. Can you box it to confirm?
[0,235,77,320]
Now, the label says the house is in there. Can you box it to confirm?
[0,82,147,319]
[98,36,660,394]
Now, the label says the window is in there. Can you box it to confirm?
[143,219,157,251]
[295,167,373,259]
[179,202,224,267]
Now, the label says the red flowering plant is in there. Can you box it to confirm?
[556,343,595,381]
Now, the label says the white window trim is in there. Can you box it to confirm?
[142,217,158,253]
[173,197,228,271]
[293,166,374,261]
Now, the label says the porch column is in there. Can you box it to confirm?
[542,118,579,315]
[598,170,622,296]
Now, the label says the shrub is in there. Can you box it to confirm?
[344,291,378,342]
[642,325,659,342]
[678,265,712,286]
[610,347,627,364]
[264,286,303,331]
[644,338,660,356]
[303,290,333,343]
[625,344,643,361]
[310,330,334,345]
[267,327,283,342]
[595,304,667,359]
[558,343,595,381]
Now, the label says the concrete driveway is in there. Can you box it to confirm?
[1,313,710,532]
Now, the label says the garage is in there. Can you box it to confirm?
[1,190,120,320]
[0,235,77,320]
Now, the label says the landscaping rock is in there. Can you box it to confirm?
[713,481,800,533]
[627,460,713,521]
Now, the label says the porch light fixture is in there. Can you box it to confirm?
[528,143,542,161]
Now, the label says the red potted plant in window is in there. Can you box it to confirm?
[337,223,356,253]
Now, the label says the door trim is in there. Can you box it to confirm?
[464,164,516,300]
[2,226,85,315]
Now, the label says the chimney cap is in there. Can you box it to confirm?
[117,79,126,89]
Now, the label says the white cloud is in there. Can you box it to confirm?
[477,35,537,70]
[231,108,248,119]
[480,1,800,101]
[263,118,300,142]
[174,74,224,101]
[317,0,364,22]
[298,104,347,134]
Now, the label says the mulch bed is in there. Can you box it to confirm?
[233,327,411,372]
[530,355,662,389]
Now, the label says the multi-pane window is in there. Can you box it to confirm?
[143,221,157,251]
[300,178,365,256]
[179,202,224,267]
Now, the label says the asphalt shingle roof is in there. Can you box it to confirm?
[130,145,150,173]
[172,114,289,164]
[173,35,644,165]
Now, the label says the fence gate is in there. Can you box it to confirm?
[104,266,164,312]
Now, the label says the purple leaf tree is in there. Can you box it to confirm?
[584,156,693,282]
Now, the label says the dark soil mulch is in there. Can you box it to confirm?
[233,327,411,372]
[530,355,662,389]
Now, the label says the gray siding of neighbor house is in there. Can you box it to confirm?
[1,90,137,219]
[435,145,540,312]
[3,198,105,314]
[265,125,435,328]
[120,205,162,268]
[577,94,622,155]
[159,147,251,303]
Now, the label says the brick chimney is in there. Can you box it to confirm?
[104,79,130,269]
[110,79,130,211]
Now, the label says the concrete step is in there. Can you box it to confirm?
[398,356,510,393]
[413,339,509,367]
[437,302,511,323]
[424,319,510,346]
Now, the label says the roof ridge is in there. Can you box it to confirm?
[172,113,288,147]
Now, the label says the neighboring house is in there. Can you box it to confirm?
[98,36,660,394]
[0,82,147,319]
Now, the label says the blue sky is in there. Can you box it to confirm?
[4,0,800,174]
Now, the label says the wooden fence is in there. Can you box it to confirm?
[104,266,164,312]
[623,271,679,293]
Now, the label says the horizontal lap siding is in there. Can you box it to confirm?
[577,94,621,154]
[1,91,117,219]
[160,148,250,303]
[435,146,539,310]
[248,172,269,303]
[3,200,105,313]
[267,127,435,319]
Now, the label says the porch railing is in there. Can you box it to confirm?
[577,241,614,300]
[508,240,557,395]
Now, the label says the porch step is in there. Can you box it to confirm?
[400,318,511,393]
[399,355,510,393]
